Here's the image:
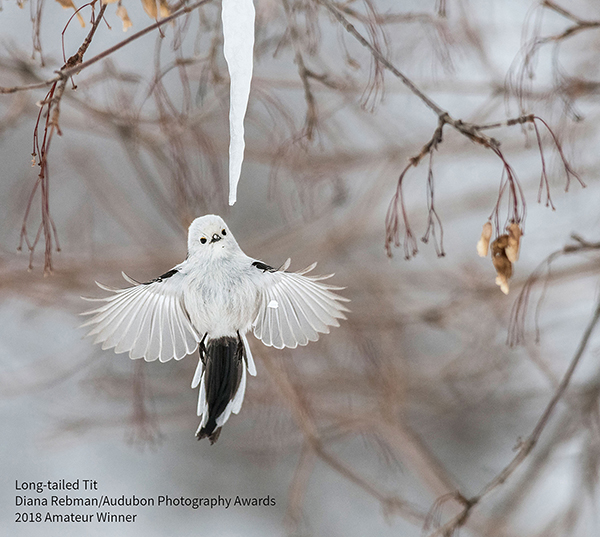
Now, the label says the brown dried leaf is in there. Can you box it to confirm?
[55,0,76,8]
[141,0,158,19]
[116,5,133,31]
[477,221,493,257]
[54,0,85,27]
[506,223,522,263]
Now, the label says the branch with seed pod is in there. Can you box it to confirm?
[2,0,586,273]
[4,0,213,272]
[317,2,583,260]
[383,110,581,261]
[18,1,109,273]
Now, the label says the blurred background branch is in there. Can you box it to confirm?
[1,1,600,536]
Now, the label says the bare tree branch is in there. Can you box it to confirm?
[427,290,600,536]
[0,0,214,95]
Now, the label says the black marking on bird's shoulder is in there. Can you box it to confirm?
[146,268,179,284]
[252,261,275,273]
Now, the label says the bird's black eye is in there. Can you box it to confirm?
[222,229,227,236]
[200,237,207,244]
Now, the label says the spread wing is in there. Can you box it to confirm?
[81,270,201,362]
[252,259,350,349]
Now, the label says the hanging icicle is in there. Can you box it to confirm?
[221,0,255,206]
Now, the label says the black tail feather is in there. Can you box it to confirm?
[196,336,244,444]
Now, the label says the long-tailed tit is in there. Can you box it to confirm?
[82,215,349,443]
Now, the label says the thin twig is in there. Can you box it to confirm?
[509,234,600,346]
[319,0,583,259]
[12,0,214,272]
[508,1,600,115]
[540,0,600,43]
[319,0,446,117]
[0,0,214,94]
[427,293,600,536]
[281,0,319,140]
[261,353,426,524]
[319,0,500,149]
[19,2,109,272]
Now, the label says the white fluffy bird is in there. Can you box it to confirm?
[82,215,349,443]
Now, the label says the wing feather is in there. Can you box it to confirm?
[287,276,347,326]
[241,333,257,376]
[113,292,152,354]
[278,278,323,338]
[252,261,349,349]
[83,289,141,333]
[100,289,154,349]
[81,270,200,362]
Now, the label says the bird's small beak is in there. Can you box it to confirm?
[210,233,222,243]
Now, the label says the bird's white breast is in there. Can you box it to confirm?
[182,254,259,339]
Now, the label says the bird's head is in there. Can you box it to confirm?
[187,215,240,258]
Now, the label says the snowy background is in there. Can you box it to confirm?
[1,0,600,536]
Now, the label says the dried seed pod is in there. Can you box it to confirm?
[495,275,510,295]
[158,0,170,17]
[477,221,493,257]
[491,248,512,280]
[506,223,522,263]
[55,0,85,26]
[491,235,513,294]
[116,6,133,31]
[141,0,158,19]
[491,234,509,257]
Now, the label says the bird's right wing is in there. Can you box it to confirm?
[252,260,350,349]
[81,270,201,362]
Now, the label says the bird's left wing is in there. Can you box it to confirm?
[252,259,350,349]
[81,270,201,362]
